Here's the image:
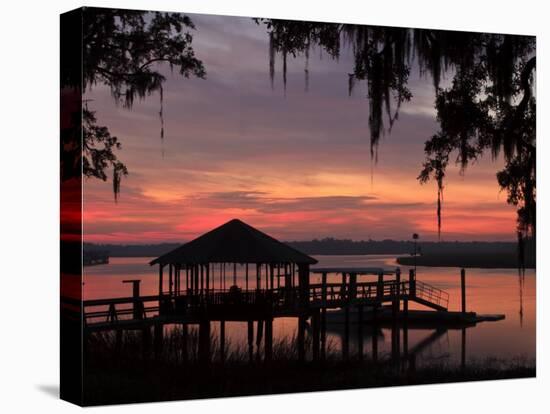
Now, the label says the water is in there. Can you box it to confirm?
[83,255,536,366]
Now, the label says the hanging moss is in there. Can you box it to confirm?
[80,8,206,201]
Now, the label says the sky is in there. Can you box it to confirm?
[83,13,518,244]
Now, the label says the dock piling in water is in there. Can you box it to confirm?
[461,268,467,313]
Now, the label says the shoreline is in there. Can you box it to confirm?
[396,254,535,269]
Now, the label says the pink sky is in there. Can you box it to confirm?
[83,14,517,244]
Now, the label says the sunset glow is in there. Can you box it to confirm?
[82,14,517,244]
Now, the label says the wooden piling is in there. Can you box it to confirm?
[319,271,328,361]
[392,267,400,365]
[142,326,152,359]
[391,322,400,363]
[198,319,211,365]
[181,324,188,363]
[220,320,226,364]
[256,319,264,360]
[372,322,378,362]
[461,327,466,370]
[154,323,163,357]
[358,305,364,361]
[265,318,273,363]
[395,267,401,302]
[461,268,466,313]
[377,272,384,300]
[403,300,409,370]
[247,320,254,363]
[298,315,306,363]
[409,268,416,297]
[320,307,327,360]
[312,310,320,361]
[115,330,122,356]
[343,305,350,361]
[350,272,357,300]
[122,279,141,319]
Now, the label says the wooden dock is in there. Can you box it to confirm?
[61,266,487,365]
[66,219,504,365]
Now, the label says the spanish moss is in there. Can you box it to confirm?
[258,20,535,250]
[79,9,206,201]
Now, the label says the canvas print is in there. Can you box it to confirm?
[60,6,536,406]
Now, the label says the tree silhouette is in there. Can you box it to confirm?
[257,20,535,247]
[61,8,206,199]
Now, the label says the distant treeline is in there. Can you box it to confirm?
[397,252,535,269]
[285,238,526,256]
[84,243,181,258]
[84,238,532,258]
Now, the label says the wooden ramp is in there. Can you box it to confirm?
[408,280,449,311]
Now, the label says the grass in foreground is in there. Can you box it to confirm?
[83,329,535,406]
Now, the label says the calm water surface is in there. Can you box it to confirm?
[84,255,535,366]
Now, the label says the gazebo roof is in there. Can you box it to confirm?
[150,219,318,266]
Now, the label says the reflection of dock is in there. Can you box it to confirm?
[62,219,505,365]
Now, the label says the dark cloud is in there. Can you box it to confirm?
[190,191,378,212]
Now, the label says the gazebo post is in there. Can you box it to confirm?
[193,264,199,295]
[233,263,237,286]
[185,266,189,293]
[206,264,210,293]
[284,264,290,289]
[176,264,181,296]
[270,265,274,290]
[256,263,261,290]
[158,264,164,297]
[169,264,173,296]
[245,263,249,291]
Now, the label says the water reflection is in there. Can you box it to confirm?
[84,255,536,365]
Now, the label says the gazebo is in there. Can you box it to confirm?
[150,218,317,305]
[150,219,318,363]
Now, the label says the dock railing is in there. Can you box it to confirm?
[413,280,449,310]
[73,274,450,329]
